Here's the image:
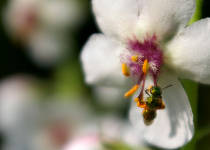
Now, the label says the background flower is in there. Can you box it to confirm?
[3,0,86,67]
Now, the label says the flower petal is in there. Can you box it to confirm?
[129,73,194,149]
[166,18,210,84]
[136,0,195,41]
[39,0,83,29]
[81,34,130,87]
[93,86,125,107]
[63,135,103,150]
[92,0,141,40]
[28,30,69,66]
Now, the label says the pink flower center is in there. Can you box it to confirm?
[124,35,163,83]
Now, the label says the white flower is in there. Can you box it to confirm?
[93,86,125,107]
[63,135,103,150]
[0,75,94,150]
[0,75,41,150]
[81,0,210,149]
[3,0,84,66]
[31,100,94,150]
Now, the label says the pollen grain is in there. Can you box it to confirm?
[131,55,138,62]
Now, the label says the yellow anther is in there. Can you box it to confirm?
[131,55,138,62]
[124,84,139,97]
[137,101,141,107]
[122,63,130,77]
[137,101,146,108]
[134,97,140,102]
[142,59,149,74]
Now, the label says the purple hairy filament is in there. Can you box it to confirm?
[122,34,164,111]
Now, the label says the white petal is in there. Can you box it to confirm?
[0,76,40,133]
[28,30,70,67]
[39,0,83,29]
[63,135,103,150]
[92,0,141,40]
[136,0,195,41]
[129,73,194,149]
[93,86,125,107]
[166,18,210,84]
[81,34,130,87]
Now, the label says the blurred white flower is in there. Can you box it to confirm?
[0,75,94,150]
[0,75,41,150]
[3,0,85,66]
[81,0,210,149]
[63,135,103,150]
[31,99,96,150]
[93,86,125,107]
[63,115,150,150]
[0,75,40,132]
[28,30,70,66]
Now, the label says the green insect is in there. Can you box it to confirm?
[142,86,165,125]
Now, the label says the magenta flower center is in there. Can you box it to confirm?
[121,35,164,109]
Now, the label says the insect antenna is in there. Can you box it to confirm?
[145,89,151,96]
[162,84,173,90]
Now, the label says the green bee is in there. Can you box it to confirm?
[142,86,165,125]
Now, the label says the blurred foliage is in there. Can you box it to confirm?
[103,142,133,150]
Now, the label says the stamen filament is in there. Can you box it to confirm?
[124,84,139,97]
[122,63,130,77]
[138,73,146,99]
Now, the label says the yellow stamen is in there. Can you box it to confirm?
[122,63,130,77]
[134,97,139,102]
[137,101,141,107]
[131,55,138,62]
[142,59,149,74]
[137,101,146,108]
[124,84,139,97]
